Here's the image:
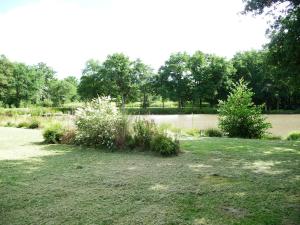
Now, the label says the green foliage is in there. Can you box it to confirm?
[204,128,223,137]
[43,123,65,144]
[17,121,30,128]
[61,129,77,144]
[218,79,271,138]
[150,133,180,156]
[262,134,282,140]
[28,119,40,129]
[133,119,157,149]
[132,119,180,156]
[75,97,123,149]
[5,121,16,127]
[286,131,300,140]
[158,52,191,108]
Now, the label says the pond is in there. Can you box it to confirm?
[136,114,300,137]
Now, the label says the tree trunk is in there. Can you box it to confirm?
[121,95,126,112]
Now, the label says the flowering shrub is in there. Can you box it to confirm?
[75,97,123,149]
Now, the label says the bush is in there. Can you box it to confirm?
[61,128,76,144]
[218,79,271,139]
[262,134,282,140]
[43,123,65,144]
[17,121,30,128]
[5,121,16,127]
[286,131,300,141]
[75,97,123,149]
[204,128,223,137]
[133,119,157,149]
[150,132,180,156]
[28,119,40,129]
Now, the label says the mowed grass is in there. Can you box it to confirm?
[0,127,299,225]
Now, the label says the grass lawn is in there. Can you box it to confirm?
[0,127,299,225]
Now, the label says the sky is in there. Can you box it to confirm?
[0,0,270,78]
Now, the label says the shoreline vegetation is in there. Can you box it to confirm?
[1,105,300,116]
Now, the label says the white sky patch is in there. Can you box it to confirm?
[0,0,269,78]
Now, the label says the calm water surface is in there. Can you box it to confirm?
[136,114,300,136]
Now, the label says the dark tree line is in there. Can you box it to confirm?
[0,56,78,107]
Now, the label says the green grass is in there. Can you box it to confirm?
[0,128,299,225]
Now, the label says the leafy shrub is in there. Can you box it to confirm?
[43,123,65,144]
[133,119,157,149]
[204,128,223,137]
[185,128,200,137]
[150,132,180,156]
[218,79,271,139]
[17,121,30,128]
[114,116,133,149]
[262,134,282,140]
[75,97,123,149]
[5,121,15,127]
[61,128,76,144]
[286,131,300,141]
[28,119,40,129]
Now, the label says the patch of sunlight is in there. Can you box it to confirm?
[156,162,174,167]
[193,218,209,225]
[271,147,300,154]
[127,166,137,170]
[211,158,221,161]
[243,160,288,175]
[293,175,300,181]
[149,184,169,191]
[188,163,212,172]
[235,192,246,197]
[286,194,300,203]
[0,146,63,160]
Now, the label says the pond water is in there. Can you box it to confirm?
[135,114,300,137]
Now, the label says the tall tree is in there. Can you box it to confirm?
[159,52,191,108]
[78,60,107,100]
[132,59,154,108]
[103,53,137,110]
[0,55,14,106]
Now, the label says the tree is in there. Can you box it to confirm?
[64,76,78,102]
[189,51,233,107]
[132,59,154,108]
[49,79,77,106]
[78,60,108,100]
[243,0,299,15]
[0,55,14,106]
[159,52,191,108]
[218,79,271,138]
[103,53,138,110]
[243,0,300,109]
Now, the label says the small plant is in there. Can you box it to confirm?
[204,128,223,137]
[286,131,300,141]
[150,132,180,156]
[61,128,76,144]
[218,79,271,139]
[43,123,65,144]
[5,121,15,127]
[185,128,200,137]
[133,119,157,149]
[28,119,40,129]
[17,121,30,128]
[262,134,282,140]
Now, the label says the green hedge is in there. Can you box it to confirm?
[1,106,299,116]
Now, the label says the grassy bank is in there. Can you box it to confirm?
[0,127,299,224]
